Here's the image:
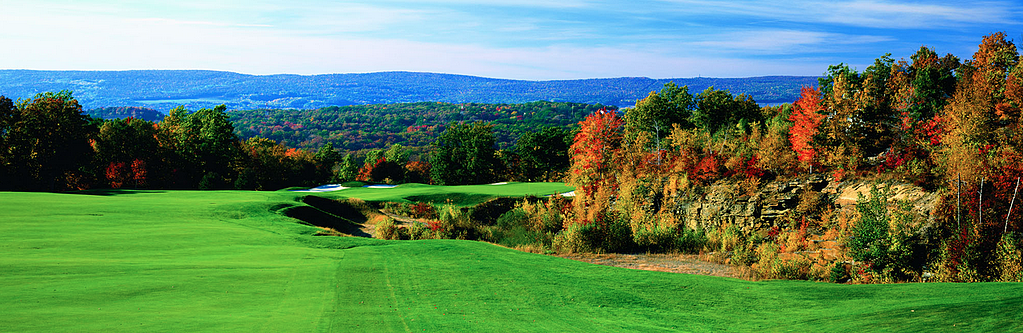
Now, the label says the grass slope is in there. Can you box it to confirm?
[1,187,1020,332]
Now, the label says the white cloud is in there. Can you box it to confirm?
[658,0,1019,29]
[692,30,895,54]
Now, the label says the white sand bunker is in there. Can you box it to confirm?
[489,182,509,185]
[363,185,398,189]
[290,184,349,192]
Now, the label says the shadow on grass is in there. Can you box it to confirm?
[280,205,371,238]
[302,196,369,224]
[67,189,168,196]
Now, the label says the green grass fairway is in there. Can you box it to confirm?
[312,182,572,206]
[2,187,1021,332]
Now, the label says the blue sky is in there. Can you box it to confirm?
[0,0,1020,79]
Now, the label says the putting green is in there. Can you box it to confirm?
[311,182,572,206]
[1,188,1020,332]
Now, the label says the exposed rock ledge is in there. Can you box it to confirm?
[669,174,941,234]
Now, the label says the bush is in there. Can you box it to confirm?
[553,223,596,253]
[407,222,432,240]
[731,241,759,266]
[199,172,227,190]
[848,183,917,281]
[521,197,565,234]
[997,233,1023,282]
[375,218,407,240]
[829,262,850,283]
[555,211,634,253]
[383,202,438,219]
[495,208,529,229]
[677,228,708,253]
[633,223,678,252]
[489,208,555,248]
[434,205,479,240]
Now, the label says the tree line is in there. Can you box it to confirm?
[0,92,576,191]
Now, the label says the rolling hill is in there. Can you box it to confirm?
[0,70,817,112]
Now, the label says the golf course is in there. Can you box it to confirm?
[2,183,1021,332]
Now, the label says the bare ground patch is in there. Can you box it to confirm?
[555,253,753,279]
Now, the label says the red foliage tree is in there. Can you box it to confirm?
[105,162,129,189]
[131,159,147,188]
[788,86,826,170]
[404,161,432,184]
[568,107,623,225]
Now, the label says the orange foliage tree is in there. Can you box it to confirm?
[788,86,826,171]
[568,107,623,225]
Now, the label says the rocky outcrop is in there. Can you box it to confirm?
[672,174,940,234]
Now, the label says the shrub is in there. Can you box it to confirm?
[552,223,596,253]
[731,240,759,266]
[375,218,407,240]
[677,228,708,253]
[434,205,479,240]
[496,208,529,229]
[198,172,226,190]
[848,183,917,281]
[633,223,678,252]
[383,202,438,219]
[705,223,745,253]
[521,197,565,234]
[829,262,851,283]
[490,208,555,248]
[407,222,432,240]
[997,233,1023,282]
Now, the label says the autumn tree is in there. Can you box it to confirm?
[753,104,796,174]
[568,107,624,224]
[94,117,160,188]
[939,33,1017,186]
[788,86,826,171]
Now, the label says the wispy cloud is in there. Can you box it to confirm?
[658,0,1019,29]
[692,30,895,54]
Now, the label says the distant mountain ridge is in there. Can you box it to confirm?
[0,70,818,111]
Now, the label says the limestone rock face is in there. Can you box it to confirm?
[673,175,940,235]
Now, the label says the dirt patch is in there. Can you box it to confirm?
[556,253,750,279]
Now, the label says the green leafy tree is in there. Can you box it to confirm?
[314,142,341,183]
[175,105,239,186]
[314,142,341,168]
[626,82,696,142]
[431,122,500,185]
[514,125,573,181]
[692,87,761,135]
[4,91,95,190]
[334,153,359,183]
[849,184,916,280]
[384,143,409,165]
[818,63,861,98]
[0,96,18,187]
